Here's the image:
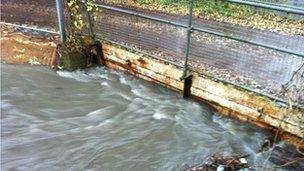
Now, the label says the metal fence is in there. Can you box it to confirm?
[94,0,304,106]
[1,0,304,106]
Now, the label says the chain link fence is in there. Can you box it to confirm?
[95,7,188,64]
[93,0,304,106]
[1,0,303,106]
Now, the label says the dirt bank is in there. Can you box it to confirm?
[1,26,56,65]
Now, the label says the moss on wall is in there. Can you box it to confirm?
[59,51,88,71]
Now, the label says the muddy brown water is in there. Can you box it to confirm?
[1,64,303,170]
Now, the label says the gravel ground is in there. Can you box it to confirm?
[1,0,58,29]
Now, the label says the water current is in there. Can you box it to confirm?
[1,64,303,170]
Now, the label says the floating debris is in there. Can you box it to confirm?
[186,153,250,171]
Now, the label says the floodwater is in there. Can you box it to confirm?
[1,64,303,170]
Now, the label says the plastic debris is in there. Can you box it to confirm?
[216,165,225,171]
[239,158,247,164]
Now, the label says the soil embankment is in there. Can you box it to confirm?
[1,26,56,65]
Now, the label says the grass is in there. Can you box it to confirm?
[136,0,299,19]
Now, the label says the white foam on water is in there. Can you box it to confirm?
[0,101,14,110]
[87,72,103,80]
[85,126,94,130]
[85,119,112,130]
[212,114,235,132]
[130,87,141,96]
[84,119,112,130]
[152,112,169,120]
[98,74,108,79]
[87,108,108,117]
[130,85,157,101]
[119,76,128,85]
[113,92,133,101]
[96,119,112,127]
[100,81,109,86]
[57,70,92,82]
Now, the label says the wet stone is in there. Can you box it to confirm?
[59,51,88,71]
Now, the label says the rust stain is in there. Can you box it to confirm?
[164,76,171,85]
[137,57,148,68]
[105,60,182,93]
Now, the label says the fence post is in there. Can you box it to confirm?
[55,0,66,42]
[182,0,194,79]
[84,0,96,42]
[182,0,194,98]
[83,1,104,65]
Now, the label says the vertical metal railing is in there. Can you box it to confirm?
[181,0,195,98]
[55,0,66,42]
[181,0,195,80]
[84,0,96,42]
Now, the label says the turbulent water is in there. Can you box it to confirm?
[1,64,302,171]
